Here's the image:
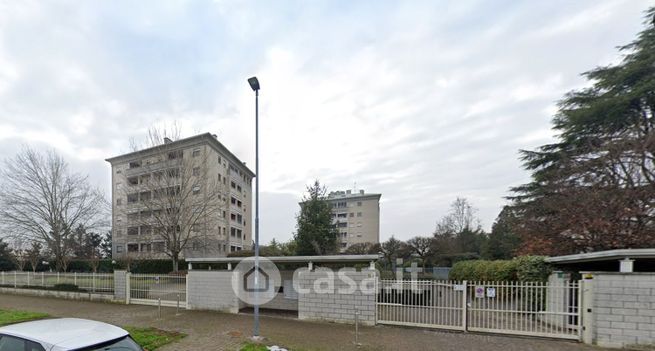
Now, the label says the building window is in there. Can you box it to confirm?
[127,177,138,185]
[140,243,151,252]
[357,202,362,206]
[349,213,354,217]
[127,193,138,203]
[116,169,122,174]
[116,245,124,253]
[167,168,180,178]
[357,212,362,217]
[340,242,347,248]
[337,222,347,228]
[127,227,139,235]
[127,244,139,252]
[168,150,183,160]
[192,149,201,157]
[231,181,236,189]
[129,161,141,169]
[337,213,347,218]
[193,167,200,176]
[153,242,165,252]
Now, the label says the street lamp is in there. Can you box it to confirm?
[247,76,261,338]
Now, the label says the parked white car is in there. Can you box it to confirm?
[0,318,142,351]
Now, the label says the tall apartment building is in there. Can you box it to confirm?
[327,189,381,251]
[106,133,254,260]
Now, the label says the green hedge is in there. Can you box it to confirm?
[448,256,551,282]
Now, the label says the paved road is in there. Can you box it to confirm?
[0,294,603,351]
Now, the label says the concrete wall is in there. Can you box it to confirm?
[187,271,239,313]
[297,269,377,325]
[114,270,127,301]
[589,272,655,348]
[0,287,116,302]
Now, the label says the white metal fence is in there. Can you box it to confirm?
[377,280,580,340]
[377,280,465,330]
[129,273,187,308]
[467,281,580,339]
[0,271,114,294]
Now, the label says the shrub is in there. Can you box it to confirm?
[448,256,551,282]
[51,284,81,292]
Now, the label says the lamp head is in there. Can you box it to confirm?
[248,76,260,91]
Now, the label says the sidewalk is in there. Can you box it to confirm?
[0,294,601,351]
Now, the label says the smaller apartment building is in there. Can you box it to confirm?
[327,190,381,251]
[106,133,254,260]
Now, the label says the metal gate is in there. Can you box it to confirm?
[377,280,580,340]
[129,273,187,308]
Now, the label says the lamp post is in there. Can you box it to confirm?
[247,76,261,338]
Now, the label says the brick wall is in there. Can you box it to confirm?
[297,269,377,326]
[114,270,127,301]
[187,271,239,313]
[590,272,655,348]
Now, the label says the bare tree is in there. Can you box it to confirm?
[121,130,227,271]
[435,197,481,236]
[11,249,27,271]
[406,236,434,270]
[26,241,42,272]
[0,147,108,271]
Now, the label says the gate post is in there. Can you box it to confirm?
[125,272,131,305]
[581,277,594,344]
[462,280,468,331]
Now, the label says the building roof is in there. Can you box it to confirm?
[187,254,379,265]
[327,190,381,201]
[105,132,255,177]
[545,249,655,264]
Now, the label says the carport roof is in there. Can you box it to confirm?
[186,254,379,264]
[545,248,655,264]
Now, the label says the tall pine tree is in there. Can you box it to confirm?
[295,181,338,255]
[510,8,655,255]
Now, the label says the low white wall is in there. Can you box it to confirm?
[0,287,116,302]
[588,272,655,348]
[297,269,377,326]
[187,271,239,313]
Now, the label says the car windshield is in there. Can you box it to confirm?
[74,336,142,351]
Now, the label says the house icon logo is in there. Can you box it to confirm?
[231,256,280,305]
[243,265,270,292]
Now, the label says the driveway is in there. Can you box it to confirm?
[0,293,602,351]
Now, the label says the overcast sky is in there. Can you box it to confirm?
[0,0,651,244]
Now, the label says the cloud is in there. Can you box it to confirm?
[0,0,651,244]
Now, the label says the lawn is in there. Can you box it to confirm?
[0,309,49,326]
[0,309,185,350]
[123,326,186,351]
[240,342,268,351]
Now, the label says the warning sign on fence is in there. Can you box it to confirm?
[475,286,485,298]
[486,287,496,298]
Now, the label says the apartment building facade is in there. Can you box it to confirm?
[327,189,381,251]
[106,133,254,260]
